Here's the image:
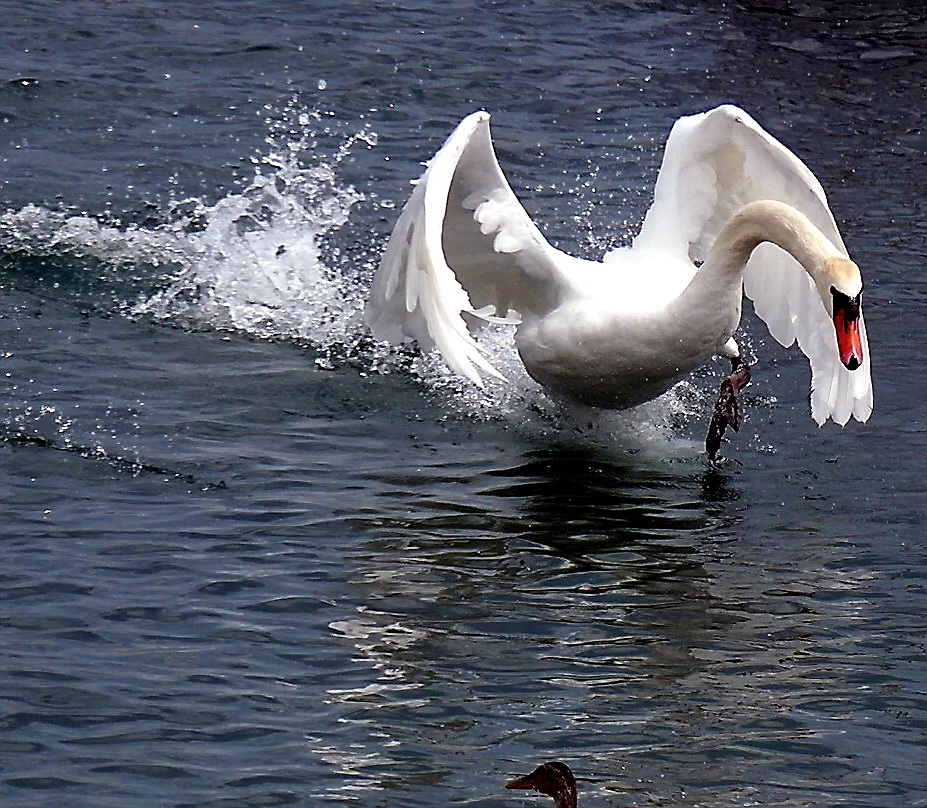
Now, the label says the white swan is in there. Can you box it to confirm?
[365,105,872,458]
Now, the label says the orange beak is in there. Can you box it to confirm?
[833,306,863,370]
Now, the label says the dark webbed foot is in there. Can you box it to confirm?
[706,356,752,462]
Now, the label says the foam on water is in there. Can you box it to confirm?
[0,205,181,271]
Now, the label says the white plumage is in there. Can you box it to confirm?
[365,105,872,437]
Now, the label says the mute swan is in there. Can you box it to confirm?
[506,762,578,808]
[365,105,872,458]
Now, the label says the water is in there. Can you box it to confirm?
[2,1,926,806]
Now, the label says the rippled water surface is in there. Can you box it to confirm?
[2,2,926,806]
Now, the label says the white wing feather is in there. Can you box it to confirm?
[633,105,872,425]
[365,111,565,386]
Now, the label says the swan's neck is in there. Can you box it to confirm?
[666,200,861,358]
[701,199,850,295]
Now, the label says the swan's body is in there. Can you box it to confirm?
[366,105,872,447]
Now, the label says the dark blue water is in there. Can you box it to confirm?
[2,2,926,806]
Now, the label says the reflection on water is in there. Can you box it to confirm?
[318,442,925,806]
[322,445,719,803]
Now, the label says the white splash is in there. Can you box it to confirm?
[134,106,374,351]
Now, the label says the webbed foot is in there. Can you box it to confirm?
[706,356,752,462]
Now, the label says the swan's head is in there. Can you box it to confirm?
[506,762,577,808]
[823,257,864,371]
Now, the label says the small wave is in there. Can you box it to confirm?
[0,204,182,268]
[0,420,225,489]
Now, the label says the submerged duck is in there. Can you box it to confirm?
[506,761,578,808]
[365,105,872,458]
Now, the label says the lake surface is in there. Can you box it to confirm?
[1,2,926,806]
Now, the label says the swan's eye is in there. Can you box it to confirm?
[831,286,861,320]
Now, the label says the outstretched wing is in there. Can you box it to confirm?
[365,111,567,386]
[633,104,872,426]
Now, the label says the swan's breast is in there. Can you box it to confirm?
[515,256,736,409]
[515,306,706,408]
